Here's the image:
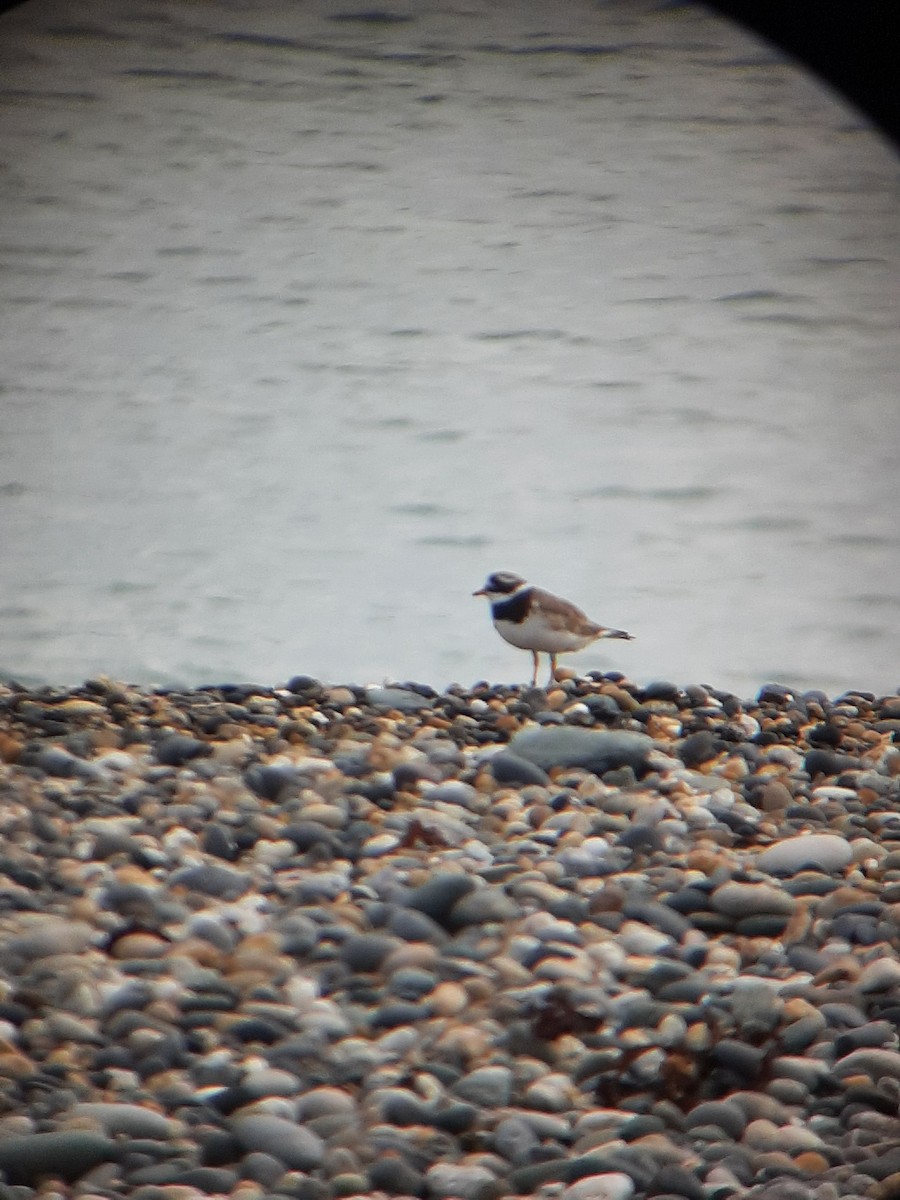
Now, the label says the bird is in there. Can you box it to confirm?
[473,570,633,686]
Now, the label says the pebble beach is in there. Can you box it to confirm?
[2,672,900,1200]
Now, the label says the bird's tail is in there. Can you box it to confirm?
[599,627,633,640]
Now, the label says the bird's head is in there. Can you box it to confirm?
[473,571,527,600]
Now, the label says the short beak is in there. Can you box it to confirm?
[472,588,486,597]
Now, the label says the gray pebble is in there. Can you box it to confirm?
[235,1150,286,1187]
[647,1164,706,1200]
[834,1021,897,1055]
[677,730,720,767]
[340,932,399,972]
[489,751,552,786]
[564,1175,636,1200]
[835,1048,900,1081]
[622,898,692,941]
[244,762,300,800]
[858,957,900,992]
[492,1114,540,1165]
[453,1064,513,1107]
[557,837,619,877]
[450,885,519,928]
[821,1001,869,1028]
[713,1038,767,1080]
[509,1159,571,1192]
[387,905,448,942]
[425,780,481,809]
[684,1100,748,1139]
[22,745,82,776]
[404,871,476,923]
[70,1103,173,1139]
[0,1131,117,1185]
[179,1167,240,1192]
[169,862,250,899]
[3,916,95,961]
[769,1055,832,1090]
[779,1013,827,1053]
[371,1000,433,1030]
[730,979,783,1032]
[388,965,438,999]
[426,1162,500,1199]
[756,833,853,875]
[368,1156,427,1195]
[154,733,210,766]
[203,822,239,861]
[366,686,435,712]
[508,727,654,775]
[710,881,796,918]
[231,1114,325,1170]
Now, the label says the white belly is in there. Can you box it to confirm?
[494,614,594,654]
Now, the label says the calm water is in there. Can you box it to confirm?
[1,0,898,697]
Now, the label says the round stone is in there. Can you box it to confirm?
[563,1174,636,1200]
[755,833,853,875]
[0,1132,117,1185]
[710,881,796,918]
[230,1115,325,1170]
[426,1162,500,1199]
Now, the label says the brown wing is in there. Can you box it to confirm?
[531,588,633,640]
[529,588,605,638]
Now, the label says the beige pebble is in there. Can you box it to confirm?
[488,954,532,987]
[684,1022,713,1052]
[427,982,469,1017]
[432,1023,493,1064]
[383,942,439,972]
[525,1071,578,1112]
[715,755,749,781]
[0,1047,35,1080]
[534,954,595,984]
[794,1152,830,1174]
[231,1185,266,1200]
[109,931,169,960]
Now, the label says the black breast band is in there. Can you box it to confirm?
[492,589,532,625]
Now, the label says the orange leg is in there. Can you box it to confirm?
[549,654,558,686]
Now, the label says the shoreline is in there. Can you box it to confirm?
[1,673,900,1199]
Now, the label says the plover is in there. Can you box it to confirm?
[473,570,633,686]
